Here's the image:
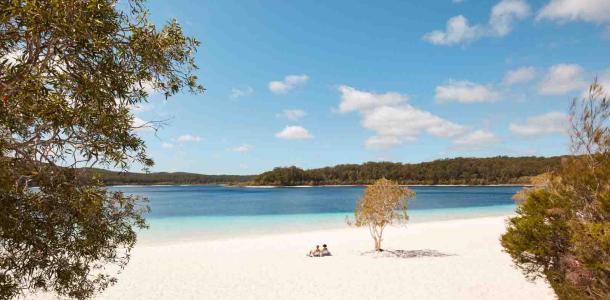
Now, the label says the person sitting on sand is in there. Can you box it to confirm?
[308,245,321,257]
[321,244,331,257]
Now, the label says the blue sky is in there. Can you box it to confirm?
[133,0,610,174]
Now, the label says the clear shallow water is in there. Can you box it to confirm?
[107,185,521,242]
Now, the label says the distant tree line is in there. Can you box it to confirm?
[83,168,254,185]
[85,156,565,186]
[252,156,565,186]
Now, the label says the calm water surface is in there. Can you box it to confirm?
[108,185,521,242]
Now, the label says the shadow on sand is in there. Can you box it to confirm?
[361,249,453,259]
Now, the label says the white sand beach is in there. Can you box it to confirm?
[73,215,556,300]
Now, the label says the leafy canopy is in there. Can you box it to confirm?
[501,80,610,300]
[353,178,415,251]
[0,0,202,299]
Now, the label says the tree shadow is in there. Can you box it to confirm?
[361,249,454,259]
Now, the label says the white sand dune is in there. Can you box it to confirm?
[75,216,556,300]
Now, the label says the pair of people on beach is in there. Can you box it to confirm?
[308,244,331,257]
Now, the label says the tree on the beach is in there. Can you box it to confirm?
[352,178,415,251]
[511,173,551,203]
[0,0,203,299]
[502,79,610,299]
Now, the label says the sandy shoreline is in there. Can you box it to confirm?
[36,215,555,300]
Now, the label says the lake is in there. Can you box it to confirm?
[108,185,521,242]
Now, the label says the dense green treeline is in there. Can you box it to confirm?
[84,168,254,185]
[253,156,565,186]
[86,156,565,186]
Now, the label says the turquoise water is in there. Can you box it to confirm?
[108,185,520,242]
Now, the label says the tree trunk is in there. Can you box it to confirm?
[373,232,383,252]
[369,224,384,251]
[374,232,383,251]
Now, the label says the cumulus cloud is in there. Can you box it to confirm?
[337,85,407,113]
[453,130,500,149]
[230,86,253,99]
[275,126,313,139]
[537,0,610,23]
[538,64,587,95]
[489,0,532,36]
[338,86,469,150]
[423,15,482,46]
[268,75,309,94]
[435,80,500,103]
[230,144,253,153]
[362,105,466,149]
[177,134,202,142]
[509,111,569,137]
[161,143,174,149]
[278,109,307,120]
[503,66,536,85]
[423,0,530,46]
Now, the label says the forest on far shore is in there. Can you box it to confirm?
[251,156,564,186]
[90,156,565,186]
[84,168,255,185]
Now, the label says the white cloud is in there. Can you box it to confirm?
[503,66,536,85]
[132,117,153,132]
[362,105,466,149]
[423,15,483,46]
[537,0,610,23]
[489,0,532,36]
[453,130,500,149]
[338,85,407,112]
[230,144,253,153]
[177,134,202,142]
[509,111,569,137]
[338,86,468,150]
[275,126,313,139]
[278,109,307,120]
[423,0,530,46]
[268,75,309,94]
[435,80,500,103]
[230,86,253,99]
[538,64,587,95]
[161,143,174,149]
